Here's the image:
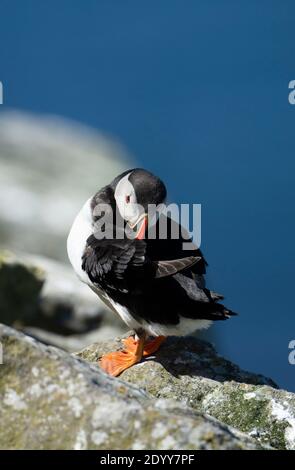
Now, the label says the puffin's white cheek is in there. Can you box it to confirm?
[124,203,140,222]
[116,197,130,219]
[115,196,143,224]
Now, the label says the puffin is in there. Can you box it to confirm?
[67,168,236,376]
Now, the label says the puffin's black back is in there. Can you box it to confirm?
[82,184,236,328]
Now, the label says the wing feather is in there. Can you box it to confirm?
[82,233,202,287]
[155,256,202,278]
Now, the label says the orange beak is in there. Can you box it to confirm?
[135,214,148,240]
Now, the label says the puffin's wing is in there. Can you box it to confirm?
[145,214,208,276]
[82,234,142,283]
[144,214,208,290]
[82,233,202,284]
[155,256,202,278]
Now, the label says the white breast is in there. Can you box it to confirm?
[67,198,93,285]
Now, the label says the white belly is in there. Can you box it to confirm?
[100,294,212,337]
[67,198,93,285]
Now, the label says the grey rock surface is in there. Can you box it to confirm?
[0,249,293,450]
[77,333,295,450]
[0,324,263,450]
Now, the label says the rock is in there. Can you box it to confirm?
[0,251,126,349]
[23,323,126,354]
[0,324,264,450]
[77,333,295,450]
[0,111,132,262]
[0,250,45,325]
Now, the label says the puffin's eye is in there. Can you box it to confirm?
[125,195,130,203]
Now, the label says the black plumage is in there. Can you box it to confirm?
[81,172,236,331]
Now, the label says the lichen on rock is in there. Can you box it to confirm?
[77,333,295,450]
[0,324,266,450]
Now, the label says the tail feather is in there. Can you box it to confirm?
[182,299,238,322]
[210,290,224,301]
[214,303,238,320]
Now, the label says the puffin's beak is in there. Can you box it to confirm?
[134,213,148,240]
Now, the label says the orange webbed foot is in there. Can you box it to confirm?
[143,336,166,357]
[121,336,139,353]
[99,334,166,376]
[122,335,166,357]
[99,350,139,377]
[99,335,145,377]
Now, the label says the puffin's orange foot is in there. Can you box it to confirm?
[143,336,166,356]
[100,335,145,377]
[99,350,141,377]
[99,335,166,376]
[122,336,139,352]
[122,335,166,357]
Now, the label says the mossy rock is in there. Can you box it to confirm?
[77,333,295,450]
[0,324,264,450]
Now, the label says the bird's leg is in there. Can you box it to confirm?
[99,331,146,377]
[123,335,166,357]
[142,336,166,357]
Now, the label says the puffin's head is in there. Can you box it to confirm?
[113,168,167,238]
